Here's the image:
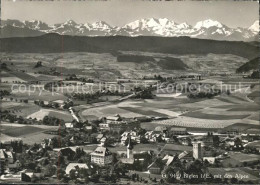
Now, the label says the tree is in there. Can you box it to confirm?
[34,61,43,68]
[163,167,176,183]
[44,164,57,177]
[90,173,100,183]
[227,90,231,95]
[69,169,77,180]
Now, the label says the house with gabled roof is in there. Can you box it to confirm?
[90,146,112,166]
[65,163,90,175]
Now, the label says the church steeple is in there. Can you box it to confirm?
[127,136,133,159]
[127,136,133,150]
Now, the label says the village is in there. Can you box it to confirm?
[0,31,259,184]
[1,106,260,184]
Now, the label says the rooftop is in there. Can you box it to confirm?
[65,163,89,174]
[91,146,112,157]
[170,127,187,132]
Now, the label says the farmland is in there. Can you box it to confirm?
[26,108,73,122]
[1,51,259,142]
[80,83,259,130]
[0,122,59,144]
[0,52,249,81]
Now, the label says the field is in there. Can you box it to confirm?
[0,52,249,81]
[26,108,73,122]
[80,84,259,130]
[1,52,259,132]
[221,152,260,167]
[0,100,41,117]
[0,122,59,144]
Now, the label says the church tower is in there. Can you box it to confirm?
[127,136,133,159]
[193,142,202,159]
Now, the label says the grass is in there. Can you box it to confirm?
[224,123,260,131]
[182,111,250,120]
[221,152,260,167]
[2,126,44,137]
[246,141,260,148]
[10,89,67,101]
[246,113,259,121]
[148,116,239,129]
[27,108,73,122]
[120,107,167,117]
[48,111,73,122]
[0,123,59,144]
[0,101,41,117]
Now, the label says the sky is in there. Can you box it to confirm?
[2,0,259,28]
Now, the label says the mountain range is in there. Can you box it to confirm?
[1,18,259,41]
[0,33,258,59]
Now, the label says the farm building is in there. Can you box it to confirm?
[170,127,187,135]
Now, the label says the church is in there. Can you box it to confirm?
[121,136,135,164]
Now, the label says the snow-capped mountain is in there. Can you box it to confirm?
[194,19,224,29]
[249,20,259,33]
[1,18,259,41]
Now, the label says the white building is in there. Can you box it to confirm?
[91,147,112,166]
[65,163,90,175]
[193,142,202,159]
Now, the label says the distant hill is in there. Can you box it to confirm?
[117,54,188,70]
[1,25,45,38]
[236,57,259,73]
[158,57,188,70]
[117,54,155,62]
[0,33,258,59]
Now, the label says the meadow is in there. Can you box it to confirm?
[0,122,59,144]
[1,52,259,134]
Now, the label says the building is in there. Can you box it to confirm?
[121,137,135,165]
[121,136,128,145]
[178,137,192,146]
[121,131,140,145]
[154,126,167,133]
[170,127,187,135]
[52,99,65,108]
[127,137,133,159]
[95,134,104,142]
[0,149,21,173]
[99,123,110,130]
[0,149,8,173]
[100,137,107,146]
[178,151,193,161]
[106,115,122,123]
[85,125,93,131]
[65,122,74,129]
[148,161,162,174]
[193,142,202,159]
[162,155,175,166]
[193,135,214,147]
[91,147,112,166]
[145,131,164,142]
[203,157,216,164]
[65,163,89,175]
